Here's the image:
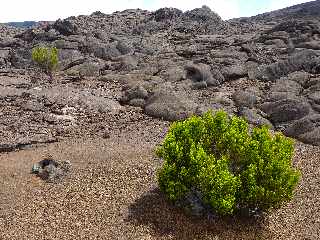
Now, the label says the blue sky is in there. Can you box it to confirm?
[238,0,271,17]
[0,0,312,22]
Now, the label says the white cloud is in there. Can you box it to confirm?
[0,0,313,22]
[0,0,240,22]
[1,0,146,22]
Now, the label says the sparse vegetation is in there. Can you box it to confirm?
[31,46,58,79]
[157,110,300,216]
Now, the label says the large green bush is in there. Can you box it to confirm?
[32,46,58,78]
[156,110,300,215]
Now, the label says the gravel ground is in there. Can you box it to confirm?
[0,134,319,240]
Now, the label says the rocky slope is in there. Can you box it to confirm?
[4,21,38,28]
[1,2,320,240]
[1,1,320,150]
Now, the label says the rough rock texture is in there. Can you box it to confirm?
[144,85,198,121]
[185,63,222,87]
[1,1,320,239]
[1,3,320,145]
[31,156,71,182]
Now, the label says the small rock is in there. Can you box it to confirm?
[270,79,302,94]
[211,92,234,106]
[222,65,248,80]
[284,116,316,137]
[122,85,149,103]
[129,98,146,108]
[144,86,197,121]
[0,143,17,153]
[239,108,273,128]
[175,189,212,218]
[31,157,71,183]
[102,131,110,139]
[262,98,311,124]
[192,81,207,89]
[233,90,257,108]
[185,63,220,87]
[53,19,78,36]
[287,71,310,86]
[298,127,320,145]
[160,66,185,82]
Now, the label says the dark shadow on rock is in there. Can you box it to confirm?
[126,188,272,240]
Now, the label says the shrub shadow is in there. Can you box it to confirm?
[126,188,271,240]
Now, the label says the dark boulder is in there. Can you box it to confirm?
[269,19,319,34]
[83,38,121,60]
[8,48,32,68]
[285,71,310,86]
[298,128,320,145]
[121,85,149,105]
[31,157,71,182]
[261,98,311,124]
[160,66,185,82]
[175,189,213,218]
[284,113,320,145]
[267,92,297,102]
[116,55,138,71]
[192,81,208,89]
[233,90,258,109]
[222,65,248,80]
[308,91,320,112]
[116,40,133,55]
[270,79,303,94]
[153,8,183,22]
[296,41,320,50]
[29,86,122,114]
[53,19,78,36]
[253,50,319,81]
[128,98,146,108]
[184,5,222,23]
[34,30,59,42]
[91,11,107,17]
[144,86,197,121]
[0,37,23,48]
[284,115,319,138]
[239,107,273,128]
[14,29,36,42]
[54,39,79,50]
[185,63,221,87]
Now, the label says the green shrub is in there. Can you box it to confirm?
[32,46,58,78]
[156,110,300,216]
